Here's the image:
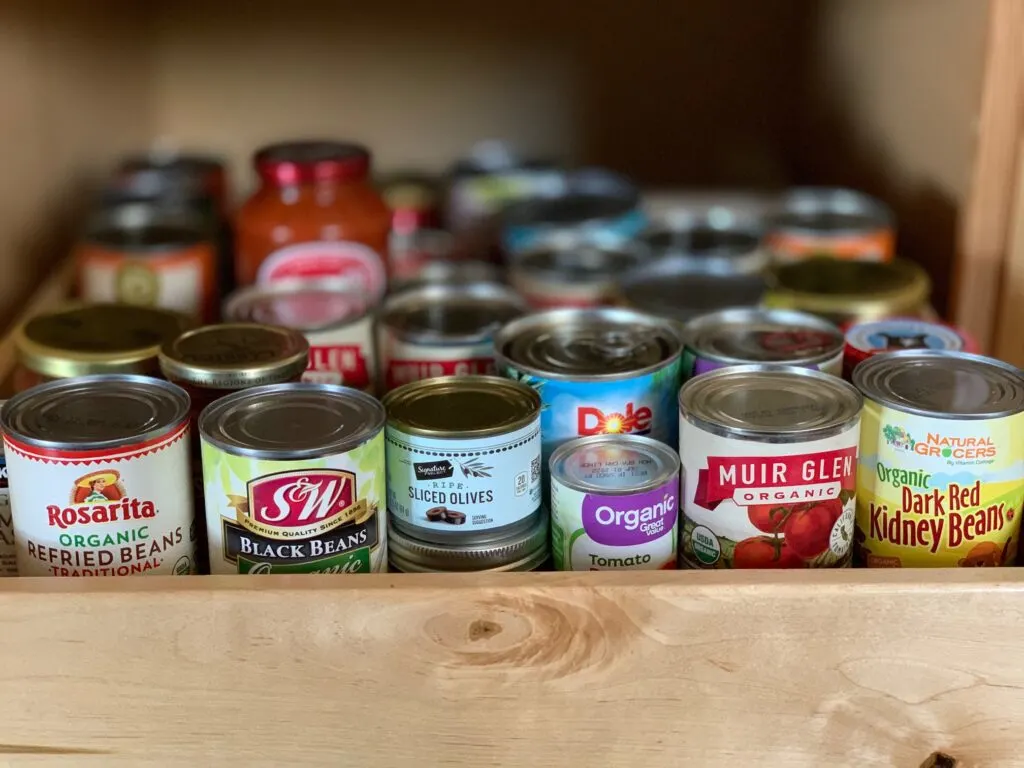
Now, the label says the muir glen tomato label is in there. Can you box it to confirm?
[679,421,860,569]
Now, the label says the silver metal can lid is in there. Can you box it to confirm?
[387,509,549,572]
[853,350,1024,419]
[550,434,679,495]
[771,187,893,235]
[684,308,843,366]
[512,242,643,284]
[379,282,526,344]
[1,374,189,451]
[680,364,863,442]
[223,278,371,332]
[199,382,385,459]
[620,258,766,323]
[494,307,681,379]
[638,210,766,275]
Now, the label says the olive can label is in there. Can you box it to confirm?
[856,403,1024,567]
[303,315,375,391]
[201,431,386,574]
[385,418,541,535]
[679,420,859,568]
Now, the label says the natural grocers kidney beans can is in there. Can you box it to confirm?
[678,365,862,569]
[853,351,1024,567]
[550,434,679,570]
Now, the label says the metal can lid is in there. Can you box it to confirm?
[512,241,643,284]
[199,382,385,459]
[853,350,1024,419]
[387,510,549,572]
[680,365,863,442]
[771,187,893,234]
[1,374,189,451]
[683,308,843,366]
[550,434,679,495]
[495,307,681,379]
[502,191,637,228]
[17,303,195,379]
[83,202,210,252]
[639,210,766,275]
[383,376,539,438]
[390,257,502,291]
[621,258,767,323]
[844,318,974,355]
[159,323,309,389]
[223,279,371,332]
[379,282,525,344]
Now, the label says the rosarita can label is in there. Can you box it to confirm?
[854,351,1024,567]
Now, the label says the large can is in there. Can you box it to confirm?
[494,308,683,478]
[223,279,375,390]
[383,376,541,544]
[766,187,895,263]
[377,282,526,392]
[509,239,645,309]
[679,366,862,569]
[842,317,978,380]
[199,383,387,574]
[0,403,14,577]
[681,308,844,381]
[1,375,196,577]
[550,434,680,571]
[853,351,1024,567]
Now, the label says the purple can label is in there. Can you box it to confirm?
[581,479,678,547]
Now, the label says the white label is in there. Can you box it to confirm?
[4,424,197,577]
[385,419,541,534]
[379,327,495,392]
[80,255,207,320]
[257,241,387,301]
[303,315,376,390]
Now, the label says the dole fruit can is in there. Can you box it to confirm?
[853,351,1024,567]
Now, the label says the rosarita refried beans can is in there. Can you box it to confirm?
[853,351,1024,567]
[0,375,196,577]
[678,365,862,569]
[199,383,386,574]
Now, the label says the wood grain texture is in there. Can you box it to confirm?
[993,135,1024,366]
[0,569,1017,767]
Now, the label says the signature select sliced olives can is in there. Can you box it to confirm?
[199,383,386,574]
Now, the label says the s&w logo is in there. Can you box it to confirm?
[232,470,366,540]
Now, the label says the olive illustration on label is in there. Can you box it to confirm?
[116,262,160,306]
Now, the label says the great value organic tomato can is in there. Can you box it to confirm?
[853,351,1024,567]
[678,365,862,569]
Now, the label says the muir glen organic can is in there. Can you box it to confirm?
[550,434,680,571]
[1,375,196,577]
[200,383,386,574]
[854,351,1024,567]
[678,366,862,569]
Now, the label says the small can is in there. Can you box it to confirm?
[679,366,862,569]
[766,187,895,263]
[378,282,526,392]
[387,511,549,572]
[1,375,197,577]
[763,257,931,326]
[75,202,219,322]
[223,280,375,390]
[842,317,978,380]
[853,351,1024,567]
[550,434,680,571]
[200,383,387,574]
[13,303,193,393]
[509,240,645,309]
[0,404,14,577]
[681,308,844,381]
[637,210,768,275]
[383,376,541,543]
[494,308,683,476]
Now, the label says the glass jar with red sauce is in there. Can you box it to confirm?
[236,141,391,300]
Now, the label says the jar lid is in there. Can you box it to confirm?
[158,323,309,389]
[254,141,370,185]
[16,303,194,380]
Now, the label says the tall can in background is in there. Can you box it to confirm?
[853,351,1024,567]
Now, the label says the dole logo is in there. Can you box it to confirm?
[577,402,652,436]
[240,470,365,540]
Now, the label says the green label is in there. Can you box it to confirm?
[238,548,371,574]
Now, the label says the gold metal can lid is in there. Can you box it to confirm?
[158,323,309,389]
[16,302,194,380]
[383,375,540,438]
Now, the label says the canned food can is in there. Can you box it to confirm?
[75,202,219,322]
[0,406,14,577]
[637,210,767,275]
[509,240,645,309]
[1,375,197,577]
[681,308,844,381]
[379,173,442,237]
[391,258,503,292]
[378,282,526,392]
[13,303,193,393]
[387,228,455,287]
[199,383,387,574]
[383,376,541,543]
[767,187,895,262]
[853,351,1024,567]
[223,279,375,390]
[117,151,229,215]
[494,308,683,479]
[763,257,931,326]
[550,434,680,571]
[387,510,549,572]
[679,366,862,569]
[842,317,978,380]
